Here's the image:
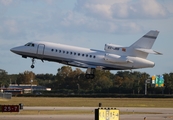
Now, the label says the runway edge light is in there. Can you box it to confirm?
[0,105,2,112]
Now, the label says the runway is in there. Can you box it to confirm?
[0,107,173,120]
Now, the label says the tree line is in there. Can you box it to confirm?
[0,67,173,94]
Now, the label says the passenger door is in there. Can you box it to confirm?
[37,44,45,55]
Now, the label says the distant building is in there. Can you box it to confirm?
[0,87,22,95]
[0,84,51,95]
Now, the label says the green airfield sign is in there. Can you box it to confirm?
[152,75,164,87]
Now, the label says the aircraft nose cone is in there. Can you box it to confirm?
[10,47,22,54]
[10,47,17,53]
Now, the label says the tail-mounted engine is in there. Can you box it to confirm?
[104,53,133,63]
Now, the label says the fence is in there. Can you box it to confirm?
[0,92,12,99]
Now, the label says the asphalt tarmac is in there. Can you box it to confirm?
[0,107,173,120]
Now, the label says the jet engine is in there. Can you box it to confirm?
[104,53,133,63]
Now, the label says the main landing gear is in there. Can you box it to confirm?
[31,58,35,68]
[85,68,95,79]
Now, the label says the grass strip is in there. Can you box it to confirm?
[0,97,173,108]
[0,110,162,115]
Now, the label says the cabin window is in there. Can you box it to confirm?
[78,53,80,56]
[86,54,88,57]
[70,52,72,55]
[59,50,61,53]
[93,56,96,58]
[56,49,58,52]
[51,49,54,52]
[82,54,84,57]
[74,52,76,55]
[63,51,65,53]
[90,55,92,58]
[66,51,69,54]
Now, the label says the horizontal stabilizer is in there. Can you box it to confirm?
[135,48,162,55]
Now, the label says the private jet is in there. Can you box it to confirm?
[11,30,162,79]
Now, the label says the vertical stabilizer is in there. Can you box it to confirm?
[129,30,159,58]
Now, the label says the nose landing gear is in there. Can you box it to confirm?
[31,58,35,69]
[31,64,34,68]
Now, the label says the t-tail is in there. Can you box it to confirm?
[129,30,162,59]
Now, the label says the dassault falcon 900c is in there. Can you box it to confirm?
[11,30,162,79]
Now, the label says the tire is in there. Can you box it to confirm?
[85,74,90,79]
[31,65,34,68]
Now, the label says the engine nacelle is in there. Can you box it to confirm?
[104,53,133,63]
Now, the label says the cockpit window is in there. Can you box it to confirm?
[24,43,30,46]
[24,43,35,47]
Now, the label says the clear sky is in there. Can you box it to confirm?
[0,0,173,76]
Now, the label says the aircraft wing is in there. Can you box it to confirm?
[68,61,104,70]
[135,48,163,55]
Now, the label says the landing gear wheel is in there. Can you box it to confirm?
[85,74,95,79]
[90,74,95,79]
[85,68,95,79]
[31,58,35,69]
[31,65,34,69]
[85,74,90,79]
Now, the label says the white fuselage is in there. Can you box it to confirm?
[11,41,155,70]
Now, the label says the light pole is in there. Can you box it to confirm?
[145,79,151,95]
[31,80,33,94]
[77,83,80,94]
[0,84,3,93]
